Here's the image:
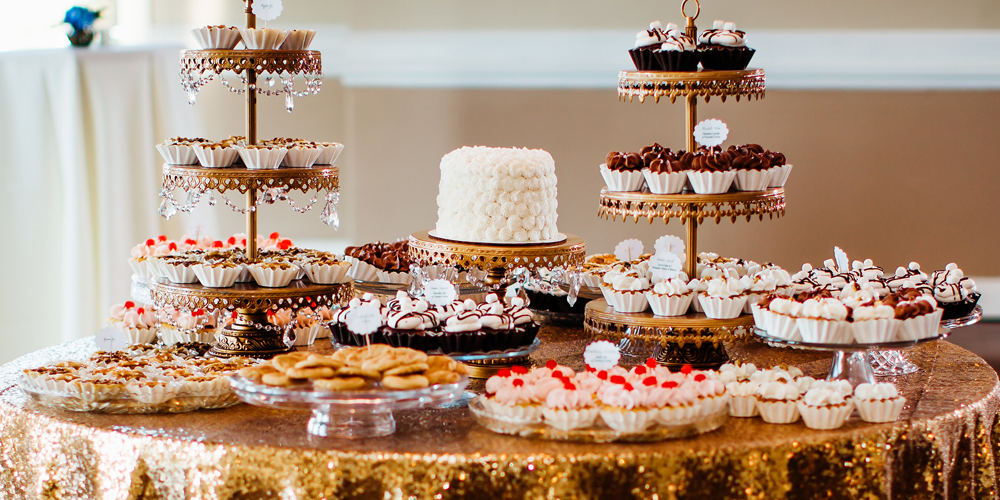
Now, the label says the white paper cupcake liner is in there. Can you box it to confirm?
[750,303,771,332]
[315,143,344,165]
[376,270,413,285]
[743,292,769,314]
[642,169,688,194]
[756,399,800,424]
[128,258,151,281]
[582,273,604,288]
[542,407,600,431]
[855,397,906,423]
[147,257,170,280]
[696,394,729,416]
[897,309,944,341]
[191,27,242,50]
[193,145,239,168]
[797,400,854,430]
[282,146,322,168]
[733,169,772,191]
[599,408,656,433]
[279,30,316,50]
[600,164,646,192]
[155,144,198,165]
[114,325,157,345]
[656,404,697,425]
[239,147,288,170]
[767,164,793,188]
[481,397,543,422]
[302,263,352,284]
[178,378,231,397]
[126,383,181,405]
[698,294,748,319]
[853,318,901,344]
[729,395,759,417]
[645,292,694,317]
[161,263,200,284]
[770,313,802,341]
[795,318,852,344]
[686,170,737,194]
[610,290,650,313]
[347,258,379,282]
[192,265,239,288]
[234,264,252,283]
[288,323,322,346]
[74,381,126,402]
[248,265,298,288]
[600,284,619,309]
[159,327,216,345]
[690,295,704,312]
[238,28,289,50]
[314,324,331,339]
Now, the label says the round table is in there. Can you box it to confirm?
[2,327,999,499]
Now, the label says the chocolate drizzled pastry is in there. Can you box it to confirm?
[605,151,643,171]
[345,240,411,272]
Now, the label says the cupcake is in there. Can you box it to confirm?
[685,149,737,194]
[697,20,755,70]
[108,302,158,345]
[629,21,668,71]
[854,382,906,423]
[193,143,239,168]
[601,151,646,192]
[652,23,698,71]
[890,293,943,341]
[739,269,787,314]
[279,29,317,50]
[128,239,159,280]
[238,28,289,50]
[159,257,201,284]
[852,301,900,344]
[718,362,759,417]
[300,257,352,284]
[687,372,729,416]
[640,144,689,194]
[731,150,772,191]
[192,261,240,288]
[248,262,299,288]
[763,151,793,188]
[698,276,747,319]
[191,25,242,50]
[382,297,439,352]
[159,308,217,345]
[645,278,693,317]
[794,298,852,344]
[314,142,345,165]
[439,300,487,354]
[478,299,519,352]
[797,380,854,430]
[480,375,546,422]
[506,297,541,347]
[607,274,651,314]
[282,143,322,168]
[931,264,980,320]
[238,145,288,170]
[598,382,656,433]
[542,379,601,430]
[754,380,801,424]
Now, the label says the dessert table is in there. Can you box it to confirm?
[2,326,998,499]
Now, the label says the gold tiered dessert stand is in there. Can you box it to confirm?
[584,1,781,368]
[150,4,352,358]
[408,230,586,376]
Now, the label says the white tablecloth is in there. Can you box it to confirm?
[0,46,211,362]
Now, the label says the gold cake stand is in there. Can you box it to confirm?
[152,2,339,359]
[586,0,772,368]
[408,230,586,376]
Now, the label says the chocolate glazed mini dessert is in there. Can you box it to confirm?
[697,20,756,70]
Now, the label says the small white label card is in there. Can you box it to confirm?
[649,251,684,281]
[834,246,850,275]
[424,279,457,307]
[95,327,128,352]
[614,238,644,262]
[584,341,621,370]
[252,0,283,21]
[654,235,685,258]
[345,304,381,335]
[693,118,729,148]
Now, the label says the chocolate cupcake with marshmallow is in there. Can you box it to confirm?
[652,23,698,71]
[629,21,669,71]
[697,20,756,70]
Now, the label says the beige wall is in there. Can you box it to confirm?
[153,0,1000,29]
[198,82,1000,276]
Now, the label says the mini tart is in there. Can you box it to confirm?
[238,28,289,50]
[796,399,854,430]
[301,260,351,284]
[542,407,600,431]
[177,376,230,397]
[609,289,650,314]
[853,318,900,344]
[279,29,317,50]
[288,323,322,346]
[767,164,794,188]
[193,143,239,168]
[192,262,240,288]
[248,262,299,287]
[191,26,242,50]
[126,380,181,405]
[480,395,543,423]
[644,290,694,317]
[897,308,944,341]
[855,396,906,423]
[794,317,853,344]
[733,168,772,191]
[155,143,199,165]
[112,322,158,345]
[314,142,345,165]
[159,260,200,284]
[698,294,748,320]
[728,394,759,418]
[282,144,322,168]
[238,145,288,170]
[768,311,802,341]
[128,257,151,281]
[641,168,688,195]
[598,406,657,433]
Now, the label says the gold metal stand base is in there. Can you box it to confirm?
[208,309,290,359]
[462,355,532,379]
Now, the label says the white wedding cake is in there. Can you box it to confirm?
[435,146,559,243]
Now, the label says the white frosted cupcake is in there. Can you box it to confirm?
[686,169,737,194]
[239,28,289,50]
[766,297,802,341]
[642,166,687,194]
[107,302,158,345]
[192,262,240,288]
[698,276,747,319]
[239,145,288,170]
[607,275,651,313]
[754,380,801,424]
[649,382,700,424]
[718,362,759,417]
[854,382,906,423]
[687,278,707,312]
[852,302,900,343]
[193,143,239,168]
[314,142,345,165]
[282,144,322,168]
[301,259,352,284]
[248,262,299,288]
[598,383,656,433]
[797,382,854,430]
[191,25,242,50]
[279,29,316,50]
[600,163,646,192]
[767,164,794,188]
[481,377,549,423]
[542,381,600,431]
[794,298,852,344]
[645,278,693,316]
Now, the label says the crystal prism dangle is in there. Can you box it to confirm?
[320,192,340,228]
[187,89,197,105]
[158,199,177,219]
[567,271,581,307]
[285,92,294,112]
[266,75,275,87]
[208,195,216,206]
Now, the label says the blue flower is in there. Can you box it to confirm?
[64,6,101,32]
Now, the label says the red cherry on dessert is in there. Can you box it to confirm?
[562,381,577,390]
[512,378,524,387]
[227,236,236,245]
[185,239,197,245]
[623,383,635,391]
[168,242,178,251]
[269,232,280,240]
[192,309,205,317]
[511,366,528,375]
[681,364,693,374]
[277,239,292,250]
[497,368,512,378]
[145,239,155,246]
[694,373,706,382]
[597,370,608,380]
[642,377,657,386]
[586,365,596,372]
[645,358,658,368]
[212,241,223,248]
[310,302,317,308]
[241,238,247,246]
[266,309,275,316]
[551,370,564,379]
[634,366,647,375]
[662,381,678,388]
[136,308,145,315]
[124,301,135,309]
[609,375,626,385]
[545,359,557,369]
[158,235,167,242]
[231,311,238,319]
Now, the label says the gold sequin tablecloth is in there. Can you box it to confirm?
[2,327,999,500]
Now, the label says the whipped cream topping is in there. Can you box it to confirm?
[544,385,594,410]
[854,382,899,401]
[853,302,895,321]
[803,387,848,407]
[703,276,745,298]
[755,380,801,401]
[634,21,667,49]
[799,298,849,321]
[697,20,747,48]
[651,278,690,296]
[657,24,696,52]
[725,380,759,396]
[932,264,976,303]
[718,362,757,384]
[599,383,646,409]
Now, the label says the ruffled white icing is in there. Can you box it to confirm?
[652,278,689,296]
[854,382,899,401]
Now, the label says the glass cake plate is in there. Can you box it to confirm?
[428,230,568,246]
[230,375,469,438]
[18,376,241,414]
[469,396,728,443]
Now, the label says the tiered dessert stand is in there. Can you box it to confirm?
[408,230,586,376]
[583,5,776,369]
[147,4,353,358]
